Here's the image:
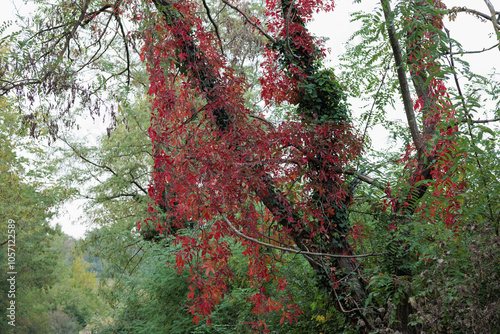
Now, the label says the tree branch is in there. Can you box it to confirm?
[59,0,91,60]
[221,214,386,259]
[448,7,497,22]
[220,0,276,44]
[467,117,500,124]
[202,0,225,56]
[363,63,390,143]
[0,79,43,96]
[82,193,140,201]
[249,114,275,128]
[113,10,131,86]
[381,0,423,151]
[82,4,114,26]
[60,137,148,195]
[291,144,386,190]
[445,43,499,55]
[483,0,500,48]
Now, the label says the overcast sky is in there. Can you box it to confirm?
[1,0,498,238]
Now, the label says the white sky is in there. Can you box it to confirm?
[1,0,498,238]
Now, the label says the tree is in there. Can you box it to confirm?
[0,80,62,333]
[2,0,500,332]
[0,47,106,333]
[46,250,105,331]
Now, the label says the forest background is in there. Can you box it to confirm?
[0,0,499,333]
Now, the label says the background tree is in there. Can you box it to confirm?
[0,83,63,332]
[0,51,106,333]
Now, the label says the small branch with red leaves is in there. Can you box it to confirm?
[221,214,386,259]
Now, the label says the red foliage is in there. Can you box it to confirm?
[139,0,358,327]
[396,0,466,228]
[138,0,463,328]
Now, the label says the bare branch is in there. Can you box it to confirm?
[0,79,42,96]
[343,168,385,189]
[446,43,499,55]
[123,244,144,273]
[220,0,276,44]
[363,62,390,142]
[113,10,131,86]
[82,4,114,26]
[221,214,386,259]
[60,137,149,195]
[467,117,500,124]
[249,114,275,128]
[82,193,140,201]
[332,288,376,330]
[202,0,225,56]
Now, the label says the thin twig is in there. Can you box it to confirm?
[467,117,500,124]
[362,63,389,143]
[333,288,376,330]
[123,244,143,272]
[249,114,275,128]
[60,137,149,195]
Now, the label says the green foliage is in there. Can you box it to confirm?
[0,93,105,333]
[86,238,197,334]
[0,95,62,333]
[297,69,351,123]
[42,234,106,332]
[85,233,355,334]
[56,95,152,233]
[339,8,399,133]
[408,224,500,332]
